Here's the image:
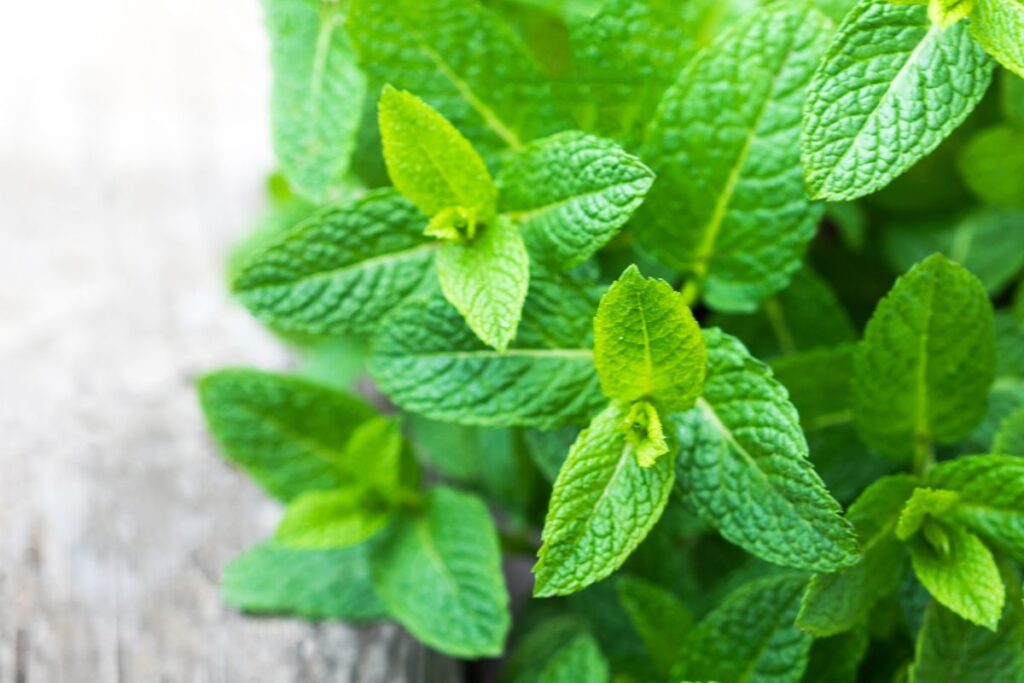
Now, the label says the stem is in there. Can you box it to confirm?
[913,435,935,477]
[680,280,700,307]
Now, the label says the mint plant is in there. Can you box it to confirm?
[200,0,1024,679]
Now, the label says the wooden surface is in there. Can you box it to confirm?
[0,1,457,681]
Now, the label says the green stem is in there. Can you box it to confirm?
[680,280,700,307]
[913,435,935,477]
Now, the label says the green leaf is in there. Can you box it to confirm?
[673,328,859,572]
[503,617,611,683]
[222,541,386,621]
[908,522,1005,630]
[378,86,498,220]
[197,369,374,501]
[638,3,829,312]
[348,0,567,158]
[232,190,435,337]
[882,209,1024,296]
[909,593,1024,683]
[341,416,410,493]
[1002,70,1024,125]
[798,475,918,636]
[675,573,813,683]
[593,265,706,412]
[771,344,855,432]
[803,0,994,200]
[435,216,530,351]
[534,402,675,596]
[994,408,1024,456]
[896,487,961,540]
[852,254,996,460]
[498,131,654,269]
[263,0,366,202]
[275,485,392,549]
[369,270,605,428]
[370,486,509,657]
[959,126,1024,208]
[616,576,694,677]
[969,0,1024,79]
[926,455,1024,562]
[929,0,975,26]
[802,626,870,683]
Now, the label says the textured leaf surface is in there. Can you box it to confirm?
[638,3,829,312]
[232,190,434,337]
[264,0,365,201]
[435,216,529,351]
[771,344,855,431]
[348,0,566,158]
[198,370,373,501]
[222,541,386,621]
[798,475,918,636]
[369,270,604,428]
[593,266,706,412]
[675,573,813,683]
[275,486,391,549]
[498,131,654,269]
[959,126,1024,208]
[370,487,509,657]
[970,0,1024,78]
[853,254,995,460]
[504,617,610,683]
[803,0,994,200]
[674,328,859,572]
[909,595,1024,682]
[534,403,675,596]
[378,86,497,219]
[908,522,1005,630]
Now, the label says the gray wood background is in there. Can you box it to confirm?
[0,1,457,680]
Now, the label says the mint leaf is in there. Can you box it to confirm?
[197,369,373,501]
[675,573,813,683]
[534,402,675,596]
[275,485,392,550]
[1002,70,1024,125]
[378,86,498,220]
[222,541,386,621]
[803,627,870,683]
[969,0,1024,79]
[771,344,856,432]
[803,0,994,200]
[348,0,566,158]
[615,575,693,677]
[959,126,1024,209]
[370,486,509,657]
[638,3,829,312]
[896,487,961,540]
[673,328,859,572]
[498,131,654,269]
[264,0,365,202]
[798,475,918,636]
[926,455,1024,562]
[435,216,530,351]
[909,593,1024,683]
[369,271,604,428]
[853,254,996,461]
[994,408,1024,456]
[593,265,706,412]
[907,521,1005,630]
[929,0,975,27]
[504,617,610,683]
[232,190,435,337]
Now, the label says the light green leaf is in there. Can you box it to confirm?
[435,216,530,351]
[370,486,509,657]
[498,131,654,269]
[896,487,961,540]
[197,369,373,501]
[616,576,694,676]
[803,0,994,200]
[593,265,706,412]
[675,573,813,683]
[969,0,1024,79]
[638,3,829,312]
[927,455,1024,562]
[341,417,409,493]
[534,403,675,596]
[673,328,859,572]
[908,522,1005,630]
[264,0,366,202]
[882,209,1024,295]
[771,344,855,432]
[232,190,435,337]
[994,408,1024,456]
[222,541,386,621]
[909,592,1024,683]
[929,0,975,26]
[369,270,605,428]
[503,617,610,683]
[959,126,1024,208]
[275,485,392,549]
[798,475,918,636]
[378,86,497,219]
[348,0,567,158]
[621,400,669,468]
[853,254,996,460]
